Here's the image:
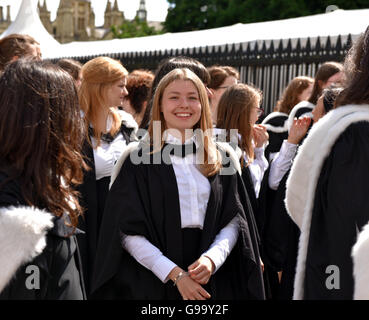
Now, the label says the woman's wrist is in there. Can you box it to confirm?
[168,266,184,282]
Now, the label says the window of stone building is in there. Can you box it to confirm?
[78,17,85,30]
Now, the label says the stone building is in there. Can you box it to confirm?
[39,0,151,43]
[37,0,96,43]
[0,5,11,35]
[1,0,159,44]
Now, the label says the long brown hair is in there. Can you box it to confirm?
[79,56,128,147]
[207,65,240,89]
[0,59,85,228]
[336,26,369,107]
[217,83,262,167]
[125,69,154,115]
[56,58,83,82]
[276,76,313,114]
[148,68,222,177]
[308,61,343,104]
[0,34,40,71]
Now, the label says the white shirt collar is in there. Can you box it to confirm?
[164,131,199,148]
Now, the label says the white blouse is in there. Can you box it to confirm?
[245,147,269,198]
[122,133,239,283]
[91,113,128,181]
[212,127,268,198]
[268,140,298,190]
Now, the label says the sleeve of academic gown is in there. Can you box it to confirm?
[306,122,369,299]
[329,122,369,296]
[248,147,269,198]
[268,140,297,190]
[91,155,166,298]
[352,222,369,300]
[122,215,239,281]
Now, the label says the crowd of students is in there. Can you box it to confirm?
[0,25,369,300]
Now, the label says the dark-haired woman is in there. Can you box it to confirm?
[207,65,239,125]
[56,58,83,87]
[0,59,86,299]
[263,87,341,300]
[123,69,154,127]
[262,76,313,162]
[215,83,274,297]
[0,34,41,72]
[286,26,369,299]
[286,61,343,131]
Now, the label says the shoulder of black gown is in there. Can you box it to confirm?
[117,109,138,132]
[286,104,369,299]
[91,141,148,296]
[352,221,369,300]
[286,104,369,228]
[323,121,369,226]
[0,174,55,294]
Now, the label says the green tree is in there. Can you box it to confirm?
[164,0,369,32]
[111,17,163,39]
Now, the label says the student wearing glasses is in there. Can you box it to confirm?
[216,83,268,202]
[215,83,273,297]
[262,76,313,162]
[207,65,239,125]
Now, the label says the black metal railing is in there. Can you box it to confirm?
[63,34,355,114]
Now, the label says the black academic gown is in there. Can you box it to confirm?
[91,145,265,300]
[76,122,135,296]
[0,172,86,300]
[262,112,289,162]
[259,126,312,300]
[261,169,300,300]
[303,122,369,299]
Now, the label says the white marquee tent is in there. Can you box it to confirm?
[1,0,368,60]
[46,7,369,60]
[0,0,60,58]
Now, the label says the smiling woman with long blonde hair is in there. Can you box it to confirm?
[92,68,265,301]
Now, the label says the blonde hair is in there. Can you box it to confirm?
[148,68,222,177]
[217,83,262,167]
[78,56,128,146]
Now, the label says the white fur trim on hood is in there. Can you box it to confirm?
[262,112,289,133]
[109,141,140,189]
[215,141,242,176]
[352,221,369,300]
[117,109,139,132]
[287,101,315,132]
[0,206,54,293]
[285,104,369,300]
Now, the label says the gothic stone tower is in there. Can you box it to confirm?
[136,0,147,22]
[0,5,11,35]
[54,0,95,43]
[104,0,124,29]
[38,0,53,34]
[55,0,74,43]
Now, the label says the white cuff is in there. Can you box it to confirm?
[202,247,223,273]
[151,256,178,283]
[279,140,298,159]
[254,147,265,159]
